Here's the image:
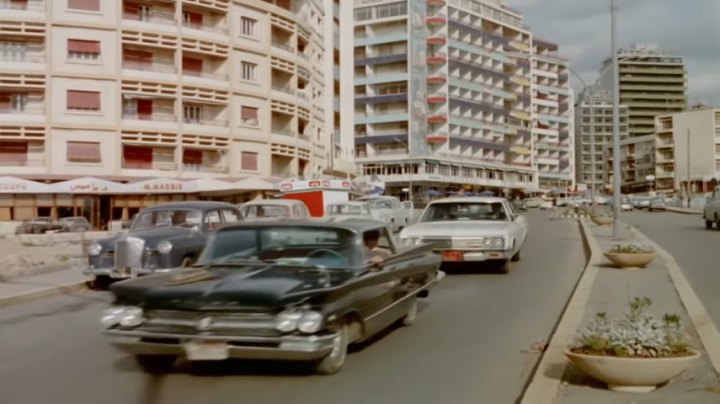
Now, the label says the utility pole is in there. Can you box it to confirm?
[686,128,691,208]
[610,0,621,238]
[589,100,597,209]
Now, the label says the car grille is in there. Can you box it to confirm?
[115,237,144,269]
[419,237,452,249]
[451,238,490,249]
[137,310,280,337]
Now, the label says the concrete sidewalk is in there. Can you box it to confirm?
[0,268,91,307]
[667,206,703,214]
[522,220,720,403]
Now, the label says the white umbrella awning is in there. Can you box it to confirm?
[0,176,50,193]
[47,177,123,193]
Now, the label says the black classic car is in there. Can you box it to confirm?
[85,201,242,288]
[15,216,64,234]
[100,219,442,374]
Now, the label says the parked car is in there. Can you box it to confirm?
[523,197,543,209]
[703,186,720,229]
[648,197,666,211]
[324,201,375,221]
[356,195,412,232]
[539,199,554,210]
[633,196,651,209]
[620,197,633,212]
[511,199,528,211]
[239,199,311,220]
[14,217,64,234]
[399,197,528,273]
[59,216,91,232]
[100,219,442,374]
[85,201,242,288]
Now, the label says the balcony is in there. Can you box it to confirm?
[427,0,445,5]
[427,94,447,103]
[0,0,44,14]
[0,93,45,122]
[181,9,229,36]
[0,43,45,66]
[122,3,176,26]
[426,76,447,85]
[426,54,446,65]
[426,15,447,25]
[426,135,447,143]
[426,36,447,45]
[271,40,294,54]
[427,115,447,124]
[122,105,176,122]
[122,56,176,74]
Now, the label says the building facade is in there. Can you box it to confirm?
[654,108,720,196]
[0,0,350,224]
[351,0,571,201]
[597,44,687,138]
[530,37,574,191]
[604,134,655,194]
[574,86,628,191]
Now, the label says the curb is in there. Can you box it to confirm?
[628,226,720,374]
[0,258,85,281]
[519,219,601,404]
[666,207,703,215]
[0,280,90,308]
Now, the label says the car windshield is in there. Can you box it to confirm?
[358,198,392,209]
[198,226,360,268]
[420,202,510,222]
[240,204,291,219]
[131,209,202,231]
[327,204,368,215]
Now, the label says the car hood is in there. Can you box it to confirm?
[110,264,355,310]
[100,228,195,252]
[402,221,512,238]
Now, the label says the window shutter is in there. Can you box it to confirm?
[241,106,258,120]
[182,57,202,74]
[240,151,258,171]
[67,142,101,163]
[66,90,101,110]
[0,94,10,109]
[68,39,100,54]
[123,146,153,169]
[123,49,153,66]
[183,149,203,165]
[68,0,100,11]
[0,141,28,165]
[136,99,153,119]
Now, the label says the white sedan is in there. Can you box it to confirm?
[398,197,527,273]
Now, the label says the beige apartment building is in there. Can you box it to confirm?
[654,108,720,196]
[604,134,655,194]
[597,44,687,137]
[0,0,348,225]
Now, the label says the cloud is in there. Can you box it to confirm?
[509,0,720,105]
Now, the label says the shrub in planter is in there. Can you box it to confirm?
[566,297,699,393]
[604,243,656,268]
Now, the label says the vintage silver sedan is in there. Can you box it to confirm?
[238,199,311,220]
[398,197,528,273]
[324,201,375,221]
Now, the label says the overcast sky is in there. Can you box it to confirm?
[508,0,720,105]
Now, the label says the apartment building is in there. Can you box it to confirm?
[654,108,720,196]
[530,37,574,191]
[597,44,687,137]
[604,134,655,194]
[352,0,549,200]
[0,0,350,223]
[574,86,628,190]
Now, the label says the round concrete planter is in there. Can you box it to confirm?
[603,251,656,268]
[565,350,700,393]
[591,215,614,225]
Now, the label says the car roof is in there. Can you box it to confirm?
[356,195,396,200]
[143,201,238,211]
[219,218,387,233]
[241,199,305,206]
[428,196,508,204]
[328,201,368,206]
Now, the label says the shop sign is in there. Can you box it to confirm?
[143,183,184,191]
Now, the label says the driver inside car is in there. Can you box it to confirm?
[363,230,391,269]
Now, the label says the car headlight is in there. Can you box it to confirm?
[399,235,421,247]
[100,306,144,327]
[275,310,302,333]
[487,237,505,249]
[297,311,324,333]
[88,242,102,256]
[157,240,173,254]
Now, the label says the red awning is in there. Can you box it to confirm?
[68,39,101,54]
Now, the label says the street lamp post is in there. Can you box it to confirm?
[610,0,622,238]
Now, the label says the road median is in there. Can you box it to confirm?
[520,219,720,403]
[0,269,92,308]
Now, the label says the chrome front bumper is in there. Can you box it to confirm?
[435,249,513,262]
[104,329,337,361]
[83,267,175,279]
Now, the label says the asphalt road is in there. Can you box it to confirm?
[622,210,720,328]
[0,210,586,404]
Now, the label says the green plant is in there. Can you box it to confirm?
[571,297,692,358]
[608,243,654,254]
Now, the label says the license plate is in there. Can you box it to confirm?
[183,340,229,361]
[442,250,463,261]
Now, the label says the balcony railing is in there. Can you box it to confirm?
[271,84,296,95]
[272,129,295,137]
[181,20,229,35]
[122,10,176,25]
[122,59,176,73]
[183,70,229,80]
[0,105,44,115]
[298,134,311,142]
[122,111,176,122]
[183,118,229,127]
[271,40,294,53]
[0,45,45,63]
[182,163,229,173]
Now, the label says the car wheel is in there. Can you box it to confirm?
[135,355,176,374]
[314,325,348,375]
[499,259,511,274]
[715,214,720,231]
[91,275,112,290]
[706,219,714,229]
[511,249,521,262]
[180,257,194,267]
[400,298,418,326]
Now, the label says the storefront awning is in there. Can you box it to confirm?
[0,176,50,193]
[234,177,277,191]
[47,177,124,193]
